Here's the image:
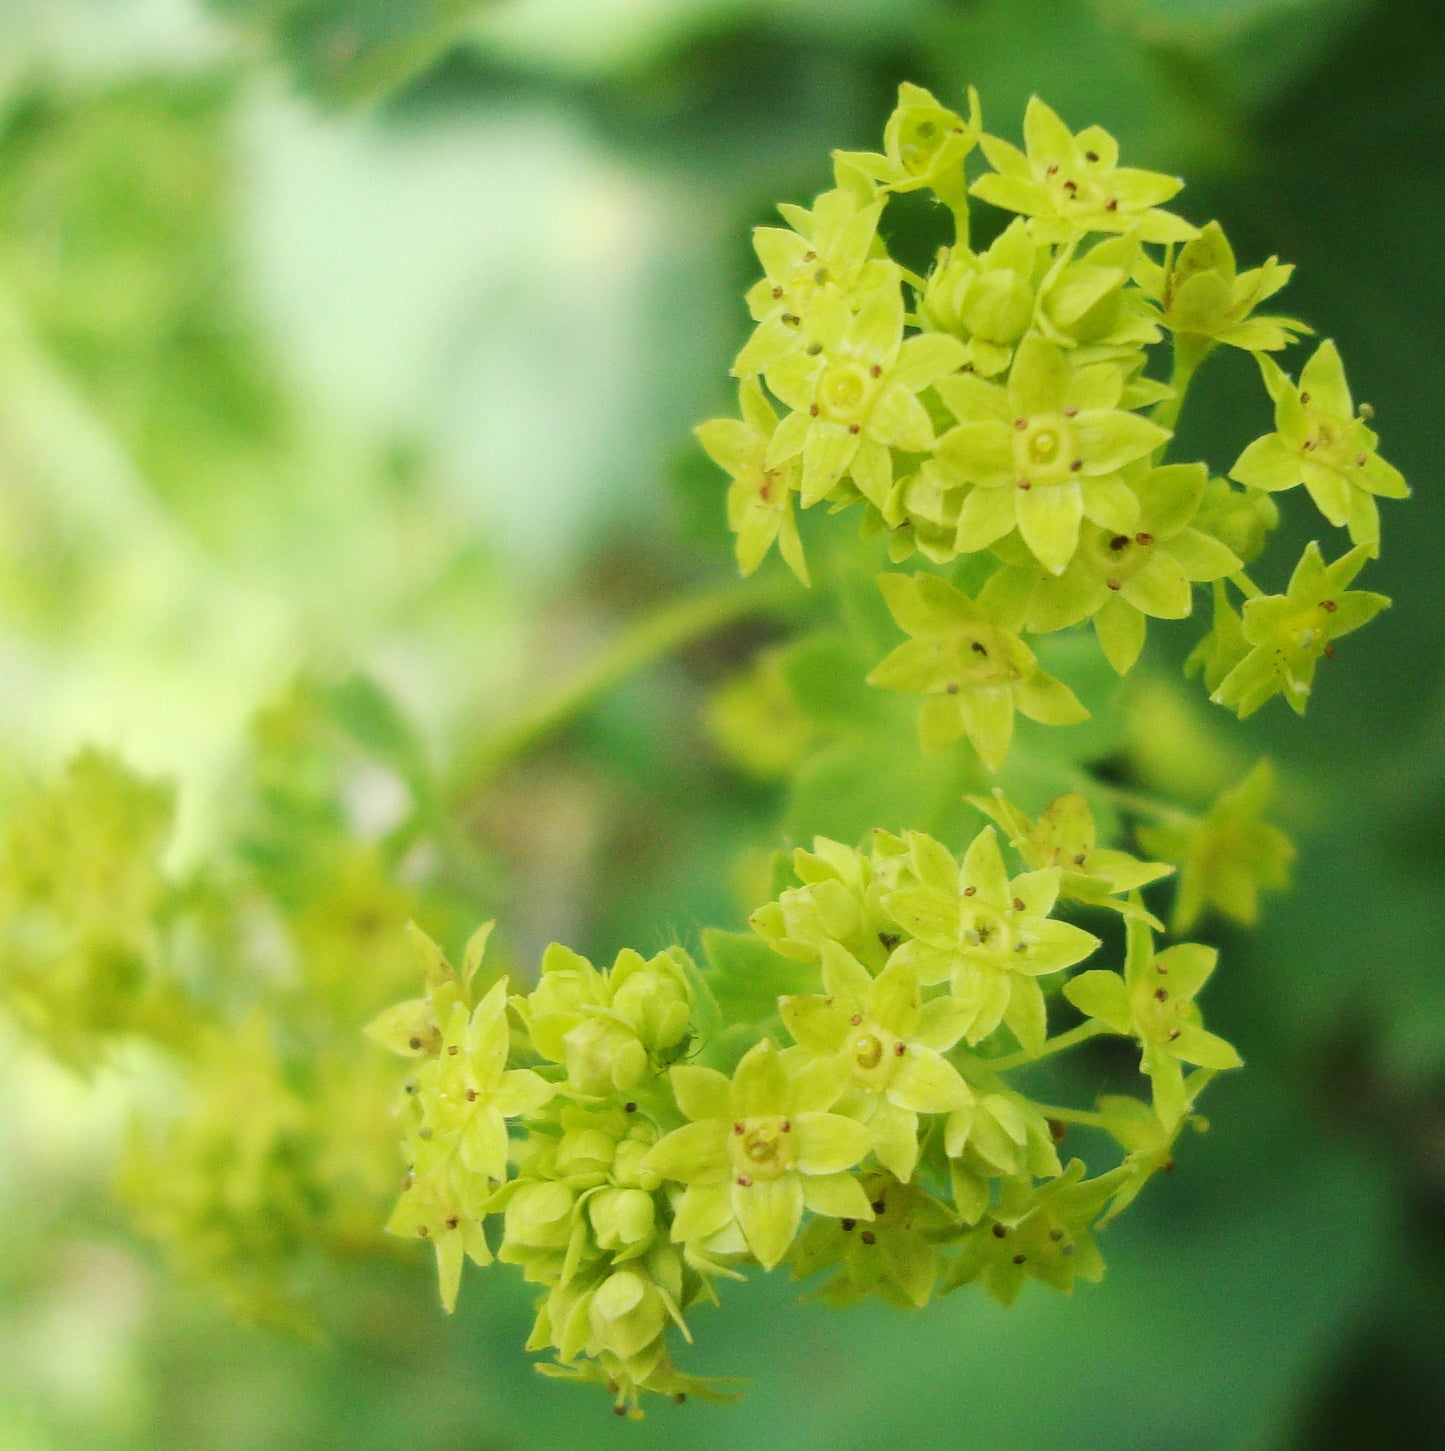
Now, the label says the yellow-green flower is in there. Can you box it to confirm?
[696,378,808,584]
[648,1040,873,1270]
[883,826,1100,1055]
[1230,341,1408,550]
[1064,916,1240,1127]
[734,187,890,377]
[971,98,1196,244]
[1212,542,1390,718]
[867,571,1088,770]
[781,942,972,1182]
[833,82,982,200]
[765,273,968,507]
[933,336,1170,574]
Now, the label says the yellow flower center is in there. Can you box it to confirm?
[818,361,875,423]
[729,1116,795,1181]
[1014,415,1077,487]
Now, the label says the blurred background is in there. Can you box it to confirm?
[0,0,1442,1447]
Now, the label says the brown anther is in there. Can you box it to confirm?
[466,1089,478,1102]
[779,1119,791,1133]
[1070,458,1083,471]
[1046,163,1059,176]
[446,1216,459,1229]
[893,1041,907,1057]
[1154,988,1169,1002]
[1300,392,1311,405]
[1061,1243,1075,1256]
[841,1218,857,1232]
[408,1036,422,1050]
[1049,1227,1064,1242]
[946,681,960,695]
[1324,642,1336,659]
[1085,150,1100,163]
[613,1405,628,1418]
[850,1013,864,1026]
[1013,1253,1027,1265]
[1106,578,1122,591]
[1073,853,1086,866]
[991,1223,1007,1238]
[1014,417,1029,430]
[771,285,784,299]
[1135,532,1154,546]
[814,268,828,284]
[964,885,978,897]
[1013,897,1026,912]
[736,1174,753,1188]
[971,640,988,655]
[1018,479,1032,490]
[447,1044,459,1055]
[879,931,901,950]
[675,1393,688,1405]
[1109,534,1130,551]
[1163,1158,1177,1173]
[1063,179,1078,194]
[1063,406,1079,418]
[417,1225,429,1238]
[1048,1118,1067,1144]
[809,404,820,417]
[401,1173,413,1190]
[624,1100,637,1113]
[804,250,817,262]
[1168,1027,1181,1041]
[1105,198,1118,212]
[1321,599,1338,612]
[806,342,822,356]
[860,1231,877,1246]
[1354,452,1368,466]
[733,1121,746,1135]
[870,364,883,378]
[848,424,861,435]
[782,313,800,326]
[1303,437,1317,451]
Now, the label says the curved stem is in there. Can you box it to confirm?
[449,572,797,795]
[986,1018,1111,1075]
[1083,778,1200,828]
[1229,570,1264,601]
[1032,1103,1109,1129]
[1151,333,1215,442]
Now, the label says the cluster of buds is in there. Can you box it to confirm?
[368,797,1238,1413]
[699,84,1403,728]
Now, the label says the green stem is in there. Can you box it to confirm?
[1151,333,1214,440]
[1229,570,1264,601]
[448,572,797,795]
[1083,778,1200,828]
[987,1018,1111,1074]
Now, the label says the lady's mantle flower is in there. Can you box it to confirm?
[1212,542,1389,718]
[1135,221,1307,353]
[1018,463,1242,673]
[833,83,982,197]
[867,572,1088,771]
[765,275,968,508]
[696,378,808,584]
[381,978,554,1309]
[789,1168,957,1309]
[781,942,972,1182]
[970,98,1196,244]
[934,336,1171,574]
[647,1040,873,1270]
[734,188,890,377]
[1064,916,1240,1127]
[968,788,1172,923]
[883,826,1100,1055]
[1137,761,1295,931]
[1230,341,1408,550]
[944,1160,1121,1305]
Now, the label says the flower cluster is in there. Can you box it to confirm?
[369,799,1236,1413]
[699,85,1402,737]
